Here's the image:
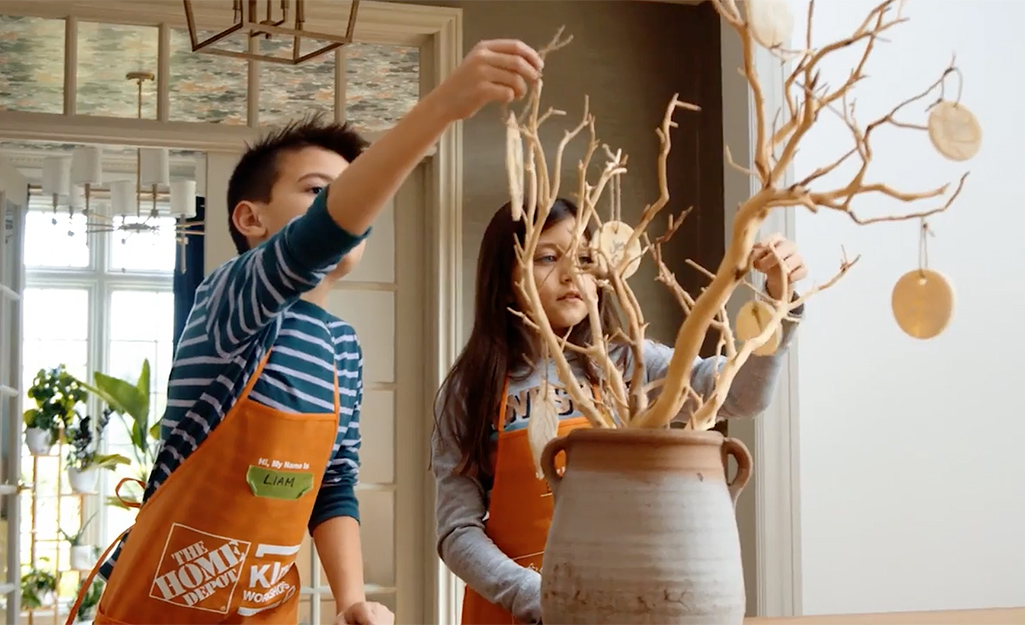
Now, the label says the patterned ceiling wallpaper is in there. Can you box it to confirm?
[0,14,420,133]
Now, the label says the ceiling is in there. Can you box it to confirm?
[0,13,420,148]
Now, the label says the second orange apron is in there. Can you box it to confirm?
[460,380,594,625]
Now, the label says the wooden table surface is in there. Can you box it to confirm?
[745,607,1025,624]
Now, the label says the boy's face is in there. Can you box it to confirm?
[233,146,365,278]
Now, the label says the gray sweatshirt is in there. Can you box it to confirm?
[431,317,800,624]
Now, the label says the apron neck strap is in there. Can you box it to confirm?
[239,347,342,415]
[238,347,274,404]
[496,378,510,433]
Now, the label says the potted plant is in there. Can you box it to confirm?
[504,9,977,624]
[64,409,131,494]
[75,578,104,622]
[77,359,160,508]
[23,365,86,456]
[20,562,58,609]
[60,512,98,571]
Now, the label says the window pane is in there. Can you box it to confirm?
[103,289,174,545]
[22,286,90,407]
[168,28,247,125]
[109,290,174,344]
[77,22,158,119]
[346,44,420,133]
[24,211,90,269]
[23,288,89,341]
[0,15,65,114]
[21,288,90,441]
[260,38,335,126]
[109,216,178,273]
[20,287,89,576]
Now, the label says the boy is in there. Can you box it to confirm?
[74,38,545,625]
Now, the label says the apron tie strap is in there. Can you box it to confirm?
[115,477,145,509]
[65,479,144,623]
[64,525,135,625]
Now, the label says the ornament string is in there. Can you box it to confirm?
[918,218,934,277]
[927,55,964,112]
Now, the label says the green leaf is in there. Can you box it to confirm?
[22,409,38,428]
[93,367,151,452]
[149,421,161,441]
[74,378,112,406]
[135,359,150,400]
[92,372,147,420]
[104,494,138,510]
[91,454,131,470]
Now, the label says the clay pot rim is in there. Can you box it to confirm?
[564,427,725,447]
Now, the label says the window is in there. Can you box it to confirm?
[21,188,175,584]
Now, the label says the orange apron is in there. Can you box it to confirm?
[460,380,594,625]
[67,348,339,625]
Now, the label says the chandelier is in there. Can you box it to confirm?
[36,72,204,272]
[183,0,361,65]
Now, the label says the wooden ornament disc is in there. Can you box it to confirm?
[590,221,643,279]
[746,0,795,49]
[505,111,525,221]
[891,268,955,339]
[928,101,982,162]
[735,299,782,356]
[527,385,561,479]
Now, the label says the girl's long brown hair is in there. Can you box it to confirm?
[434,199,620,484]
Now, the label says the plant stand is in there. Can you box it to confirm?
[23,441,92,625]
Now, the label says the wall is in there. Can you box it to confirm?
[786,0,1025,615]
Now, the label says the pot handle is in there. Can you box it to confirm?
[722,437,752,504]
[540,435,573,498]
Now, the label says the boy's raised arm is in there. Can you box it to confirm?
[323,39,543,237]
[205,39,542,357]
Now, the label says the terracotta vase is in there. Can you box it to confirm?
[539,428,752,625]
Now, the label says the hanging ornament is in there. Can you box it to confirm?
[590,175,642,278]
[928,101,982,162]
[505,110,525,221]
[745,0,795,50]
[891,220,955,339]
[528,362,562,480]
[591,221,643,279]
[735,299,782,356]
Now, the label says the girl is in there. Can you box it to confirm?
[431,198,805,625]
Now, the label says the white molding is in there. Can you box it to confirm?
[720,6,802,618]
[0,112,438,156]
[420,10,464,625]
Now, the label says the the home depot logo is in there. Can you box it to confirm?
[149,523,251,613]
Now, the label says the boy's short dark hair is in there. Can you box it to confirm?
[226,112,369,255]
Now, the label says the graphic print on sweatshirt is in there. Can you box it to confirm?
[500,377,598,432]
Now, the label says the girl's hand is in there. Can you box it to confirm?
[752,233,808,300]
[427,39,544,122]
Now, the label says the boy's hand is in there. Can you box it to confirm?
[430,39,544,122]
[752,233,807,300]
[336,600,394,625]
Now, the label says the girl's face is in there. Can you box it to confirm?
[519,217,598,335]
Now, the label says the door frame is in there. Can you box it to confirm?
[0,157,30,621]
[719,7,802,618]
[0,2,465,623]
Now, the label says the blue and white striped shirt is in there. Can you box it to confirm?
[102,189,368,578]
